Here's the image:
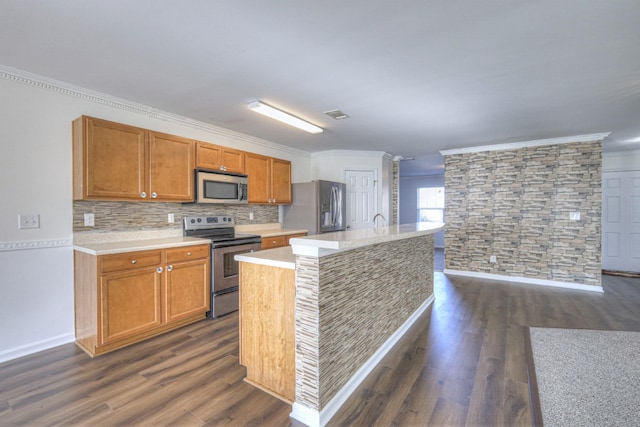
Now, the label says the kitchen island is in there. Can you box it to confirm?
[236,222,444,427]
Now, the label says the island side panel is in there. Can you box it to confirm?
[294,234,434,410]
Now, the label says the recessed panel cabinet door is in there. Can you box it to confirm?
[148,132,194,201]
[165,259,210,323]
[99,266,162,345]
[271,158,292,204]
[245,152,271,203]
[84,118,146,199]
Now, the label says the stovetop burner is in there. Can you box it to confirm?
[183,215,261,247]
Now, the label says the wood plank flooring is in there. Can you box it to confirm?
[1,272,639,426]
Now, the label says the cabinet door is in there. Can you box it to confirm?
[165,259,210,323]
[100,266,162,345]
[196,142,222,170]
[80,117,146,200]
[245,152,271,203]
[220,148,246,173]
[148,132,194,201]
[271,158,292,204]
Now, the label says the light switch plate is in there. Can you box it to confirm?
[168,213,175,223]
[490,255,497,263]
[18,214,40,229]
[569,212,581,221]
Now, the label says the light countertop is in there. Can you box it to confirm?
[235,246,296,270]
[290,222,445,256]
[235,223,307,238]
[73,236,210,256]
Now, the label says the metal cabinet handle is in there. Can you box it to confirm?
[187,252,192,256]
[151,192,158,198]
[140,192,147,198]
[156,267,163,273]
[131,260,137,264]
[167,265,173,272]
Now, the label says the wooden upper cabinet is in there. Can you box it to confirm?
[271,158,292,204]
[73,116,194,202]
[245,152,271,203]
[148,132,194,201]
[196,142,245,174]
[73,116,146,200]
[244,152,292,204]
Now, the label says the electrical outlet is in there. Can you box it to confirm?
[569,212,580,221]
[490,255,497,263]
[18,214,40,229]
[168,213,175,223]
[84,213,95,227]
[249,212,254,220]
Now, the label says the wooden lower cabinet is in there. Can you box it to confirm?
[239,262,295,403]
[74,244,210,357]
[261,233,307,250]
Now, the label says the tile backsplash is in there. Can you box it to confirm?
[73,200,279,233]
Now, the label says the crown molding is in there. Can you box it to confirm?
[0,64,310,158]
[310,149,393,159]
[439,133,610,156]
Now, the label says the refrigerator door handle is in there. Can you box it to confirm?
[331,186,338,226]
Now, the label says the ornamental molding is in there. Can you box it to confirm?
[0,64,309,158]
[0,239,73,252]
[440,132,611,156]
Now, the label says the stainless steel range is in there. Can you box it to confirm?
[183,216,261,318]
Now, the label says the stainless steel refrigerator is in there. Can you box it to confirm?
[283,180,346,235]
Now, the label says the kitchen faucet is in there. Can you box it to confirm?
[373,213,386,228]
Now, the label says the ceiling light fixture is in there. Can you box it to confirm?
[248,101,323,134]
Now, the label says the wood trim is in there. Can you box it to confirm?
[524,327,544,427]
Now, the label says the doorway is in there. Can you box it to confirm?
[602,170,640,273]
[344,169,377,230]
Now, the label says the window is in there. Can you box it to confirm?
[417,187,445,222]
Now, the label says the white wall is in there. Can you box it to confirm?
[603,149,640,171]
[0,70,311,362]
[399,175,445,247]
[309,150,393,222]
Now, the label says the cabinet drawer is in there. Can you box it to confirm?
[101,250,162,273]
[166,244,210,263]
[261,235,287,249]
[286,233,307,245]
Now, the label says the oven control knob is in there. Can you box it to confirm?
[197,218,202,223]
[190,219,195,224]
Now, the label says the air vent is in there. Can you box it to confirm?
[324,109,350,120]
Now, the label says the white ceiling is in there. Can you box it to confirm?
[2,1,640,176]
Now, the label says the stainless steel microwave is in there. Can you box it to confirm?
[195,169,248,204]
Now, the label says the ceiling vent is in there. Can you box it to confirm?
[324,109,350,120]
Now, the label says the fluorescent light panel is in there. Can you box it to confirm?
[248,101,323,134]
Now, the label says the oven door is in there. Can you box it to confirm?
[211,242,262,293]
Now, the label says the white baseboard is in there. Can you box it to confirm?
[443,269,604,293]
[290,295,435,427]
[0,333,75,364]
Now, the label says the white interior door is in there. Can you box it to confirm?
[602,171,640,272]
[345,169,377,230]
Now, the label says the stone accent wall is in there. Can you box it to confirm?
[392,160,399,225]
[294,235,434,410]
[73,200,279,232]
[444,141,602,286]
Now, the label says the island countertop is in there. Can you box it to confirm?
[289,222,444,256]
[235,246,295,270]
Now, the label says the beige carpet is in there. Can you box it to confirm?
[528,327,640,426]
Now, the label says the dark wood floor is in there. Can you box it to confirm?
[1,273,639,426]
